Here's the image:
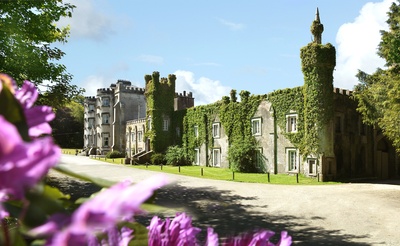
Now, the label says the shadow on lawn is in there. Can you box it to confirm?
[141,182,377,246]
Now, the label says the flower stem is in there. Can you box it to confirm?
[1,219,10,246]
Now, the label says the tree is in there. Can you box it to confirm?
[51,98,84,148]
[353,1,400,152]
[0,0,83,108]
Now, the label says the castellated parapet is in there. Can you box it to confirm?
[174,90,194,111]
[334,87,352,96]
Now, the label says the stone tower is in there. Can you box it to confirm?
[145,71,176,153]
[300,9,336,181]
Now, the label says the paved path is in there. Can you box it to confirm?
[57,155,400,245]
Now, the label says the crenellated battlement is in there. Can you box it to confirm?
[175,91,193,98]
[84,96,96,100]
[97,88,114,94]
[126,118,146,125]
[334,87,353,96]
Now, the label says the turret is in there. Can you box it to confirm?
[300,9,336,181]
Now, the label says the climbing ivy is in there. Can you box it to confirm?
[267,87,305,147]
[300,42,336,157]
[182,90,264,169]
[144,72,176,153]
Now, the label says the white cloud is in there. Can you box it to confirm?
[218,18,245,31]
[58,0,114,40]
[137,55,164,65]
[82,75,109,96]
[174,70,231,106]
[334,0,393,90]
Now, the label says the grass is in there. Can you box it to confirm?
[86,156,338,185]
[61,148,79,155]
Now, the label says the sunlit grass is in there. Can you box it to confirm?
[127,164,338,185]
[81,155,338,185]
[61,148,79,155]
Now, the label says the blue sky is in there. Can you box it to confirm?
[58,0,393,105]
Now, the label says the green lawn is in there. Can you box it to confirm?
[61,148,79,155]
[73,155,338,185]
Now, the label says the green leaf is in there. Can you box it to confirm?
[120,222,148,246]
[0,82,30,141]
[52,166,116,188]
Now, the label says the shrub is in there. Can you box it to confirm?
[151,153,166,165]
[106,150,125,159]
[165,146,191,166]
[228,138,267,173]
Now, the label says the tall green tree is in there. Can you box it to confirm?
[0,0,83,108]
[353,0,400,152]
[51,97,84,148]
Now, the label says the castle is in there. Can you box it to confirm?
[83,10,399,181]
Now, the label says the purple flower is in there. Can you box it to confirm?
[148,212,201,246]
[0,115,60,219]
[32,175,168,245]
[222,230,292,246]
[0,74,55,137]
[14,80,55,137]
[206,227,219,246]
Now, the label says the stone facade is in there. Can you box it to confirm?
[83,10,399,180]
[83,80,146,155]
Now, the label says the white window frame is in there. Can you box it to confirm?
[88,104,95,112]
[286,113,298,133]
[102,113,110,124]
[212,123,220,138]
[308,158,317,175]
[251,118,262,136]
[131,133,135,141]
[212,148,221,167]
[137,131,143,142]
[286,148,298,172]
[194,148,200,165]
[163,119,169,131]
[102,133,110,147]
[88,118,95,128]
[194,125,199,138]
[102,97,110,107]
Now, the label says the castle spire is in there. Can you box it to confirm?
[315,7,320,22]
[311,7,324,44]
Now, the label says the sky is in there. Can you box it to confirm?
[57,0,394,105]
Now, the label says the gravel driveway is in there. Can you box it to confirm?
[51,154,400,245]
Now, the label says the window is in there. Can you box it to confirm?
[88,118,95,128]
[194,148,200,165]
[287,148,298,171]
[308,158,317,175]
[88,104,95,112]
[212,123,220,138]
[148,117,152,130]
[176,127,180,137]
[194,125,199,138]
[255,148,264,167]
[212,148,221,167]
[102,97,110,107]
[137,131,143,142]
[102,133,109,147]
[251,118,262,136]
[163,119,169,131]
[335,116,342,133]
[286,114,298,133]
[102,114,110,124]
[131,133,135,141]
